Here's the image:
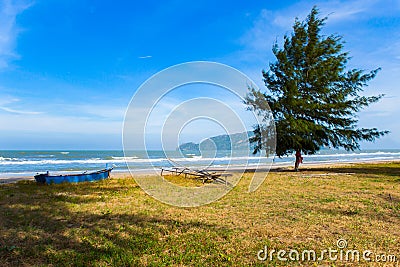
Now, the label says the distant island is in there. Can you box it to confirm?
[177,131,254,152]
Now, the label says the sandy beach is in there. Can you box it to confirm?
[2,158,399,185]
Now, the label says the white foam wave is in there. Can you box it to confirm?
[0,155,269,166]
[0,157,20,161]
[0,151,399,166]
[112,156,139,160]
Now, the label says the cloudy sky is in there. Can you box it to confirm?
[0,0,399,150]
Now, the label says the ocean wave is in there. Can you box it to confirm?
[0,157,20,161]
[111,156,139,160]
[0,155,270,166]
[0,151,399,167]
[0,158,110,165]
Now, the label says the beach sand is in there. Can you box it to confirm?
[2,159,399,185]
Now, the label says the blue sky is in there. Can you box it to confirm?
[0,0,399,150]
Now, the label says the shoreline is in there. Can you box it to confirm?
[1,158,399,185]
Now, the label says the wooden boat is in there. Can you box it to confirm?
[34,168,113,184]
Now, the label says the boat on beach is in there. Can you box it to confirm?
[34,168,113,184]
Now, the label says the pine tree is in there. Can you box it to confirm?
[245,6,388,169]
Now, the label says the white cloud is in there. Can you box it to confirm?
[64,104,126,120]
[0,95,124,149]
[0,112,122,134]
[0,94,19,105]
[317,0,376,21]
[238,0,398,57]
[0,106,42,115]
[0,0,32,69]
[0,94,42,114]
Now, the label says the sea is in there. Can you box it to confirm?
[1,149,400,179]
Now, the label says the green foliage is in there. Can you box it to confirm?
[245,6,388,157]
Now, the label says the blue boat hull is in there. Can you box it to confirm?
[34,168,113,184]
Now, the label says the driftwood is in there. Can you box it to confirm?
[160,159,232,186]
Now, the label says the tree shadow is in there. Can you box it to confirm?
[0,181,233,266]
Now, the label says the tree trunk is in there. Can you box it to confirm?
[295,150,302,171]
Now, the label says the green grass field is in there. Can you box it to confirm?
[1,162,399,266]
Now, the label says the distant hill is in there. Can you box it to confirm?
[177,142,199,151]
[177,131,254,152]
